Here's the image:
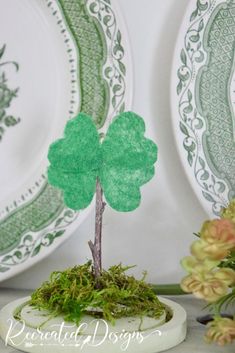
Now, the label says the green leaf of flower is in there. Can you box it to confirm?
[48,113,101,209]
[99,112,157,211]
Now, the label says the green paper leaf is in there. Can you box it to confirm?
[100,112,157,211]
[48,113,101,210]
[47,112,158,212]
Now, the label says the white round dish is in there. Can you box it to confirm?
[171,0,235,216]
[0,296,187,353]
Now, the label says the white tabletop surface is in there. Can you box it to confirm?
[0,289,233,353]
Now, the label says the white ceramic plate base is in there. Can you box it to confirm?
[0,0,132,282]
[171,0,235,216]
[0,296,186,353]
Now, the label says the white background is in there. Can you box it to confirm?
[1,0,208,289]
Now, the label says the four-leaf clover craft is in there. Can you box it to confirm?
[0,111,187,353]
[48,111,158,212]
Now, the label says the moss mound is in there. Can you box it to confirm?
[30,262,164,325]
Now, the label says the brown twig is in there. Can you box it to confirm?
[88,178,106,284]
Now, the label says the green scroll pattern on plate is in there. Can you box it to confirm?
[176,0,235,215]
[0,0,127,271]
[197,0,235,197]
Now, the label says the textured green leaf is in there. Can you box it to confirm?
[47,112,158,212]
[48,113,101,210]
[100,112,158,211]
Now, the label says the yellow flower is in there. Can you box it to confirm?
[181,268,235,302]
[205,317,235,345]
[191,219,235,260]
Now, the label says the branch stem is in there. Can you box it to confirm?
[88,178,106,282]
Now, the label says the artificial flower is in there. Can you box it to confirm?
[205,317,235,345]
[181,256,219,273]
[181,268,235,302]
[191,219,235,260]
[191,239,230,261]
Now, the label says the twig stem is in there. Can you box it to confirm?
[88,178,106,282]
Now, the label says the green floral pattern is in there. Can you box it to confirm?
[176,0,235,215]
[0,44,20,142]
[0,0,129,275]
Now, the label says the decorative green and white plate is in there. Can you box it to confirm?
[0,0,132,281]
[172,0,235,217]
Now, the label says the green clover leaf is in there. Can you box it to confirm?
[100,112,157,211]
[48,111,158,212]
[48,113,101,210]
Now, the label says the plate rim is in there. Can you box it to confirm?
[170,0,230,218]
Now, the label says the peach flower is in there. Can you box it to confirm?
[205,317,235,345]
[181,268,235,302]
[191,219,235,260]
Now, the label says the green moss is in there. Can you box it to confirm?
[30,262,164,325]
